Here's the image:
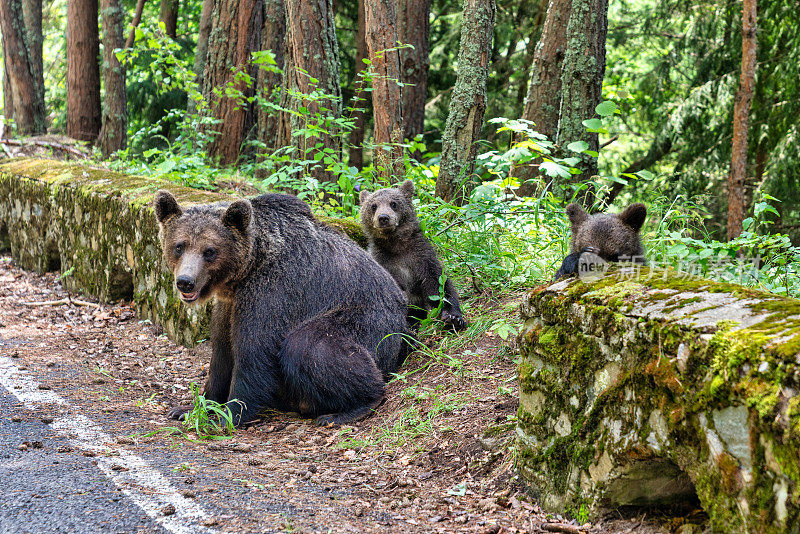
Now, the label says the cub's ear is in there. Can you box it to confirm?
[398,179,414,200]
[359,189,370,205]
[618,203,647,232]
[222,199,252,234]
[154,190,182,224]
[566,203,589,230]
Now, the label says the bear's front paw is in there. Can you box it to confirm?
[441,310,468,332]
[167,404,192,421]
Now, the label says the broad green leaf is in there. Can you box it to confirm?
[595,101,617,116]
[582,118,603,130]
[567,140,590,153]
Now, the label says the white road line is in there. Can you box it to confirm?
[0,356,219,534]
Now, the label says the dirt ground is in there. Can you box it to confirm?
[0,253,698,533]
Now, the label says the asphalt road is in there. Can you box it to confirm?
[0,382,171,533]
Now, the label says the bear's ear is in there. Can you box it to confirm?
[566,203,588,230]
[398,180,414,200]
[222,199,252,234]
[359,189,370,205]
[618,203,647,233]
[154,190,182,224]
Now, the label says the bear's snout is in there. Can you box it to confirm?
[176,275,195,293]
[377,214,392,227]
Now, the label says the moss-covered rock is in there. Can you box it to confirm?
[516,266,800,532]
[0,158,367,346]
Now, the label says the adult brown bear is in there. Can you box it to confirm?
[154,191,411,426]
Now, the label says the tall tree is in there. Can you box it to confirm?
[22,0,45,125]
[555,0,608,204]
[159,0,179,38]
[0,0,47,134]
[364,0,404,182]
[514,0,570,196]
[398,0,431,140]
[347,0,368,169]
[66,0,102,142]
[2,51,12,126]
[435,0,495,203]
[98,0,127,156]
[282,0,342,181]
[189,0,214,114]
[727,0,757,240]
[203,0,265,164]
[256,0,287,152]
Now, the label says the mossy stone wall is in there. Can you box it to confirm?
[0,158,365,346]
[516,267,800,532]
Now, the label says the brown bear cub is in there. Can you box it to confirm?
[154,190,410,426]
[359,180,467,332]
[554,202,647,280]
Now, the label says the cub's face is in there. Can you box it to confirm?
[359,179,416,235]
[154,190,252,305]
[568,202,647,262]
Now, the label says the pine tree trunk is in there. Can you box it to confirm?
[555,0,608,204]
[22,0,45,124]
[66,0,102,142]
[522,0,572,139]
[398,0,430,140]
[189,0,214,115]
[203,0,265,164]
[727,0,757,240]
[347,0,368,170]
[256,0,286,152]
[99,0,127,156]
[435,0,495,204]
[159,0,179,38]
[282,0,342,182]
[514,0,569,196]
[2,51,13,124]
[0,0,47,134]
[364,0,404,182]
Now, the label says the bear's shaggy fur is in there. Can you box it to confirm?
[554,203,647,280]
[154,190,411,426]
[359,180,466,331]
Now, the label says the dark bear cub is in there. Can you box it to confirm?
[359,180,467,332]
[154,190,410,426]
[554,202,647,280]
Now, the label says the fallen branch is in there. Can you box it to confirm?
[0,138,88,159]
[542,523,584,534]
[21,298,101,308]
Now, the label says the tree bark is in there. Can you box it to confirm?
[159,0,179,38]
[2,50,12,125]
[66,0,102,142]
[256,0,286,152]
[99,0,127,157]
[282,0,342,181]
[203,0,265,164]
[398,0,431,140]
[435,0,495,204]
[513,0,567,196]
[189,0,214,115]
[727,0,757,240]
[0,0,47,134]
[555,0,608,205]
[365,0,404,182]
[347,0,368,169]
[22,0,45,124]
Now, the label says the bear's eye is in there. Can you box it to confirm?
[174,243,184,256]
[371,204,378,212]
[389,201,397,210]
[203,248,218,262]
